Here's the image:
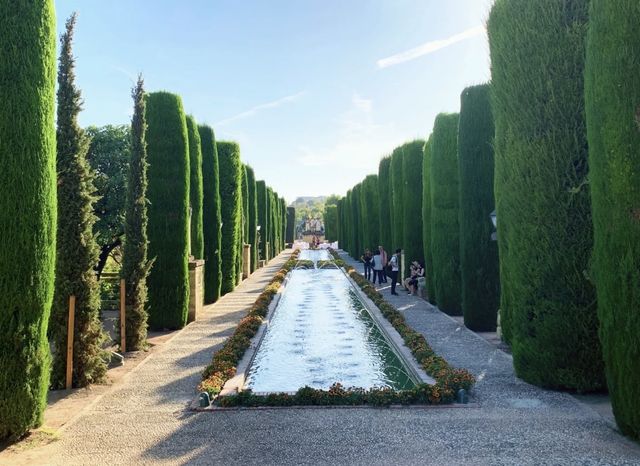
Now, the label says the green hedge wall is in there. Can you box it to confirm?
[199,125,222,303]
[421,138,436,303]
[256,180,267,261]
[186,115,204,260]
[391,148,404,255]
[145,92,190,329]
[324,205,337,242]
[217,141,242,294]
[280,198,287,251]
[286,206,296,244]
[585,0,640,438]
[362,175,380,250]
[457,84,500,331]
[488,0,604,391]
[378,156,392,253]
[237,165,248,283]
[402,140,425,268]
[430,113,461,315]
[352,184,363,256]
[0,0,56,440]
[266,187,274,259]
[246,166,258,272]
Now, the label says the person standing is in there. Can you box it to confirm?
[378,245,388,283]
[389,248,401,295]
[372,251,383,285]
[361,248,372,281]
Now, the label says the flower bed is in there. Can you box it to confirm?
[199,248,475,408]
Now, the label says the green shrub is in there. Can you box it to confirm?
[256,180,267,261]
[0,0,56,440]
[199,125,222,303]
[402,140,425,269]
[145,91,190,329]
[391,148,404,254]
[421,138,436,303]
[430,113,461,315]
[217,142,242,294]
[286,206,296,244]
[121,76,151,350]
[585,0,640,437]
[378,156,392,253]
[458,84,500,331]
[488,0,604,391]
[245,166,258,272]
[186,115,204,260]
[50,14,107,388]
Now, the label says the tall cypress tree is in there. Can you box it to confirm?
[378,156,392,253]
[421,138,436,303]
[457,84,500,331]
[239,165,249,280]
[199,125,222,303]
[256,180,267,261]
[217,141,242,293]
[489,0,604,391]
[246,166,258,272]
[585,0,640,437]
[323,205,337,242]
[50,14,107,388]
[186,115,204,260]
[121,75,151,351]
[430,113,462,315]
[0,0,57,440]
[286,206,296,244]
[391,148,404,256]
[145,92,190,330]
[402,140,425,268]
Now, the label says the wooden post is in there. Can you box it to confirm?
[66,295,76,390]
[120,279,126,353]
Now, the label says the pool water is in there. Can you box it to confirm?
[244,250,417,393]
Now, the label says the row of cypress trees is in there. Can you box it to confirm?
[337,0,640,440]
[0,5,288,439]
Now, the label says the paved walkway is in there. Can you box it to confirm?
[8,249,640,465]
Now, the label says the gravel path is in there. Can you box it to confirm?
[20,249,640,465]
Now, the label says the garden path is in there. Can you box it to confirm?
[6,249,639,465]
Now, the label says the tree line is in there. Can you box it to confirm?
[0,5,289,440]
[335,0,639,441]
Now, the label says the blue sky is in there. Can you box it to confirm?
[56,0,493,202]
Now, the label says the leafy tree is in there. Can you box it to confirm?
[120,76,151,351]
[50,13,107,389]
[0,0,57,440]
[86,124,130,277]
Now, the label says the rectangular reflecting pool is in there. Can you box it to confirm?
[244,250,418,393]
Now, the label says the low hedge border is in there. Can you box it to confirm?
[199,249,301,398]
[328,250,475,394]
[199,249,475,408]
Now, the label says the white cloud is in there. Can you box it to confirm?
[296,94,403,171]
[377,25,486,68]
[216,91,306,126]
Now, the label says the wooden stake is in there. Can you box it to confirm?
[120,279,126,353]
[66,295,76,390]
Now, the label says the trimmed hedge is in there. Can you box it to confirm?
[391,148,404,255]
[457,84,499,331]
[430,113,462,315]
[256,180,267,261]
[421,138,436,303]
[186,115,204,260]
[585,0,640,437]
[217,141,242,294]
[323,205,337,242]
[488,0,604,391]
[378,156,392,253]
[401,140,425,268]
[238,165,248,283]
[0,0,56,440]
[246,166,258,272]
[286,206,296,244]
[362,175,380,250]
[199,125,222,303]
[145,92,190,329]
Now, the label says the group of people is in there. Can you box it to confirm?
[361,247,425,297]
